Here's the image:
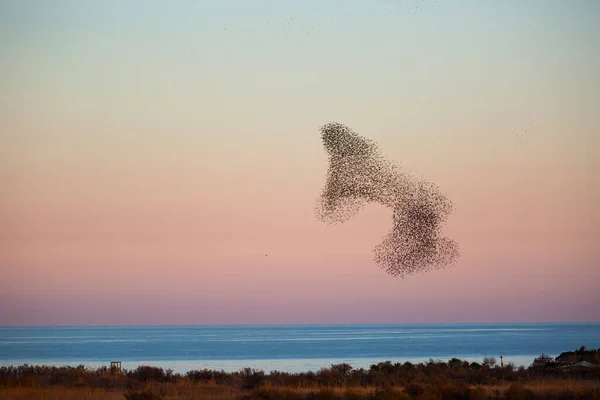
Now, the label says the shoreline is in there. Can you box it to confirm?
[0,355,537,374]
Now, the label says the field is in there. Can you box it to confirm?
[1,359,599,400]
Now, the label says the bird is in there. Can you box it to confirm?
[514,130,526,147]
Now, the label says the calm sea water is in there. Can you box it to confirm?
[1,323,598,373]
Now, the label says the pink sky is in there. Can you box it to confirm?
[1,1,599,325]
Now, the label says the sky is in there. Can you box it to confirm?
[1,0,599,326]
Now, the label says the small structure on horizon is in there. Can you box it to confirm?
[110,361,122,372]
[532,353,554,367]
[563,360,598,369]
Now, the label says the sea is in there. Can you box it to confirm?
[1,323,598,374]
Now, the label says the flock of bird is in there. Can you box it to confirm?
[192,1,532,278]
[195,0,436,44]
[315,122,459,278]
[514,124,531,147]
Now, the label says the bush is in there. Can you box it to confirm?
[314,387,338,400]
[213,370,229,385]
[241,368,266,390]
[405,382,425,397]
[127,366,172,383]
[344,387,366,400]
[124,390,163,400]
[331,363,354,375]
[467,386,487,400]
[372,388,410,400]
[437,381,471,400]
[504,383,534,400]
[483,357,496,368]
[186,368,214,383]
[245,387,305,400]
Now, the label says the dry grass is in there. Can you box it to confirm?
[1,380,599,400]
[0,385,240,400]
[481,379,600,398]
[0,386,123,400]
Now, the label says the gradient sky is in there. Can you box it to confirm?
[1,0,599,326]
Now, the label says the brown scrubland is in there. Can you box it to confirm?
[1,355,599,400]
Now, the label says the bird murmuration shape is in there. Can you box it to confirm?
[315,122,459,278]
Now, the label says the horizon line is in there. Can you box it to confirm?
[1,321,599,328]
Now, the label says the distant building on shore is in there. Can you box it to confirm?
[110,361,122,373]
[532,353,554,367]
[572,361,598,368]
[559,360,599,369]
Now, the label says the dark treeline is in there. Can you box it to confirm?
[556,346,600,364]
[1,354,599,400]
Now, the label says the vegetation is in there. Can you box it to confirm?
[556,347,600,365]
[0,356,598,400]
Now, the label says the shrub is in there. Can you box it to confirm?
[331,363,354,375]
[344,387,366,400]
[437,381,471,400]
[128,366,168,382]
[124,389,163,400]
[483,357,496,368]
[186,368,214,383]
[213,370,229,385]
[405,382,425,397]
[372,388,410,400]
[504,383,534,400]
[246,387,305,400]
[315,387,338,400]
[241,368,266,390]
